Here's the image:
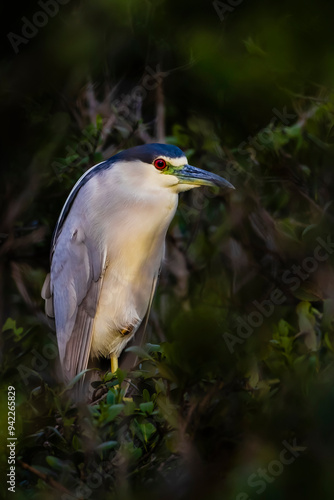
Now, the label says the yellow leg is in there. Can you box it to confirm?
[110,353,132,401]
[111,354,118,373]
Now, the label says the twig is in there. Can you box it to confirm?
[155,77,165,142]
[18,460,78,498]
[86,81,98,123]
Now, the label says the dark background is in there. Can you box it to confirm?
[1,0,334,499]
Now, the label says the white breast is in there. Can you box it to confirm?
[87,163,179,358]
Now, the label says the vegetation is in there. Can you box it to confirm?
[1,0,334,498]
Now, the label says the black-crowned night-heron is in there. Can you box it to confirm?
[42,143,234,388]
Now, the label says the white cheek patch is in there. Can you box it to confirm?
[111,158,191,194]
[156,156,188,167]
[161,173,179,187]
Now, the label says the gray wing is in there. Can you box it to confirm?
[42,225,106,384]
[141,271,159,337]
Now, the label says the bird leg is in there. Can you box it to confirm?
[110,354,118,373]
[109,327,131,374]
[110,353,132,401]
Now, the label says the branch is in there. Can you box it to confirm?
[155,77,165,142]
[18,460,78,498]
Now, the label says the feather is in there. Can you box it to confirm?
[49,221,106,386]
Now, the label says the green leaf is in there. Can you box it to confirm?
[134,420,156,443]
[63,369,93,391]
[278,319,292,337]
[139,401,154,414]
[125,345,154,360]
[106,390,116,405]
[105,404,124,422]
[96,114,103,130]
[45,426,67,442]
[243,36,267,57]
[2,318,23,335]
[116,368,126,385]
[146,343,162,353]
[104,371,115,382]
[72,434,82,451]
[324,332,334,352]
[120,441,142,462]
[142,389,150,402]
[123,400,136,416]
[96,440,118,452]
[46,456,68,471]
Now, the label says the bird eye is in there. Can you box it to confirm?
[154,158,167,170]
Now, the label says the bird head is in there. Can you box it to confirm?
[109,143,235,194]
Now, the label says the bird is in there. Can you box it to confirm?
[41,143,234,392]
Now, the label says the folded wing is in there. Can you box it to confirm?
[42,225,106,384]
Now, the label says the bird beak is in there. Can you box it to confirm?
[175,164,235,190]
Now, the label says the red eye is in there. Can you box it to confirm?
[154,158,167,170]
